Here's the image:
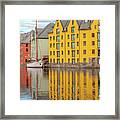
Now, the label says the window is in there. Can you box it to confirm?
[26,44,28,47]
[92,49,95,54]
[53,51,55,55]
[77,58,79,62]
[68,42,70,47]
[72,20,74,25]
[57,22,59,27]
[77,50,79,54]
[61,43,63,47]
[83,41,86,46]
[71,27,75,33]
[61,51,63,55]
[61,35,63,39]
[72,58,75,64]
[57,51,60,57]
[50,36,52,40]
[50,59,52,63]
[83,33,86,38]
[98,32,100,40]
[72,50,75,57]
[50,43,52,48]
[53,43,55,48]
[94,25,96,29]
[68,58,70,63]
[92,90,95,95]
[25,59,27,62]
[68,50,70,55]
[71,34,75,40]
[77,42,79,46]
[98,49,100,56]
[65,27,67,31]
[83,50,86,54]
[83,58,86,63]
[71,42,75,49]
[53,36,55,40]
[62,59,64,63]
[56,28,60,34]
[92,33,95,37]
[56,43,60,50]
[57,59,60,64]
[92,41,95,45]
[56,36,60,42]
[68,35,70,39]
[53,59,55,63]
[92,81,95,88]
[50,51,52,55]
[77,34,79,38]
[26,48,28,52]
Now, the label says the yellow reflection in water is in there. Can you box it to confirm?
[49,69,100,100]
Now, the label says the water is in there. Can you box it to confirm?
[20,66,100,100]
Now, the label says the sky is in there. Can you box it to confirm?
[20,20,55,33]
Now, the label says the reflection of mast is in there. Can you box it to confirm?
[30,32,31,61]
[36,20,38,62]
[36,72,38,100]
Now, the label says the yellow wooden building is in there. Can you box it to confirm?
[48,20,100,65]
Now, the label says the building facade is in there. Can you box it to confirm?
[48,20,100,67]
[20,33,31,64]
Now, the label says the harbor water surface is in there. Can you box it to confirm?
[20,66,100,100]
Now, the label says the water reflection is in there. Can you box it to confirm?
[20,67,100,100]
[20,66,49,100]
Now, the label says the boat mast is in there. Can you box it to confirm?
[36,20,38,62]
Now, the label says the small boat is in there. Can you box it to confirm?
[27,61,42,68]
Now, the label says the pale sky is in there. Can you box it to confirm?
[20,20,55,33]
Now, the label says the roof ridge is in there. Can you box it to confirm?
[39,23,53,36]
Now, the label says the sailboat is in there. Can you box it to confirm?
[27,20,42,68]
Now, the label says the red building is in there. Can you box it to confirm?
[20,33,31,64]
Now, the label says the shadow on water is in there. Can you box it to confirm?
[20,66,100,100]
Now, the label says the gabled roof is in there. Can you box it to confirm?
[37,28,43,35]
[20,30,35,43]
[20,27,44,43]
[60,20,70,28]
[49,20,93,32]
[20,32,31,44]
[38,23,54,39]
[80,22,91,30]
[20,32,31,43]
[76,20,84,26]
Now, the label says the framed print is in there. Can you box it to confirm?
[0,0,119,119]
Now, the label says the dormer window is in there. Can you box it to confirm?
[56,28,60,34]
[57,22,59,27]
[71,27,75,33]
